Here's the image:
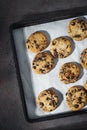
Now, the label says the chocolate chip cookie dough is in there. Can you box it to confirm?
[66,86,87,111]
[26,31,48,53]
[68,18,87,41]
[36,88,59,112]
[50,37,72,58]
[32,51,54,74]
[59,62,80,84]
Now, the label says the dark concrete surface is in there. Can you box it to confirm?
[0,0,87,130]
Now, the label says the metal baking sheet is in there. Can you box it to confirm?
[10,9,87,122]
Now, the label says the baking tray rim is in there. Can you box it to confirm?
[10,6,87,122]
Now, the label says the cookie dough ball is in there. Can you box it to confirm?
[32,51,54,74]
[50,37,72,58]
[59,62,80,84]
[66,86,87,111]
[80,48,87,69]
[26,31,48,53]
[68,18,87,41]
[36,88,59,112]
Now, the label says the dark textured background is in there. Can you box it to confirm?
[1,0,87,130]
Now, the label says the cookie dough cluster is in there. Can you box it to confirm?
[25,17,87,112]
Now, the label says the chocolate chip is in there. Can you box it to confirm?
[78,19,84,24]
[59,53,64,58]
[78,88,82,91]
[36,44,39,49]
[46,97,51,100]
[74,35,81,38]
[38,57,42,60]
[68,93,72,97]
[66,93,67,96]
[50,109,52,111]
[33,66,36,69]
[44,40,47,43]
[34,40,37,43]
[43,93,47,95]
[44,65,50,68]
[81,21,85,25]
[49,102,52,106]
[51,58,54,61]
[38,57,45,61]
[52,100,57,107]
[80,93,82,96]
[72,89,76,93]
[78,97,82,103]
[39,69,45,73]
[70,74,75,80]
[54,96,58,98]
[52,42,56,45]
[82,28,87,32]
[49,100,57,107]
[53,49,58,57]
[66,45,68,49]
[81,25,84,29]
[28,45,30,48]
[81,59,84,63]
[74,104,79,108]
[71,22,75,26]
[50,64,53,67]
[80,92,85,96]
[39,102,44,107]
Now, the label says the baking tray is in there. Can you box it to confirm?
[10,6,87,122]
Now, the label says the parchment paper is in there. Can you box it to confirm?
[13,15,87,119]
